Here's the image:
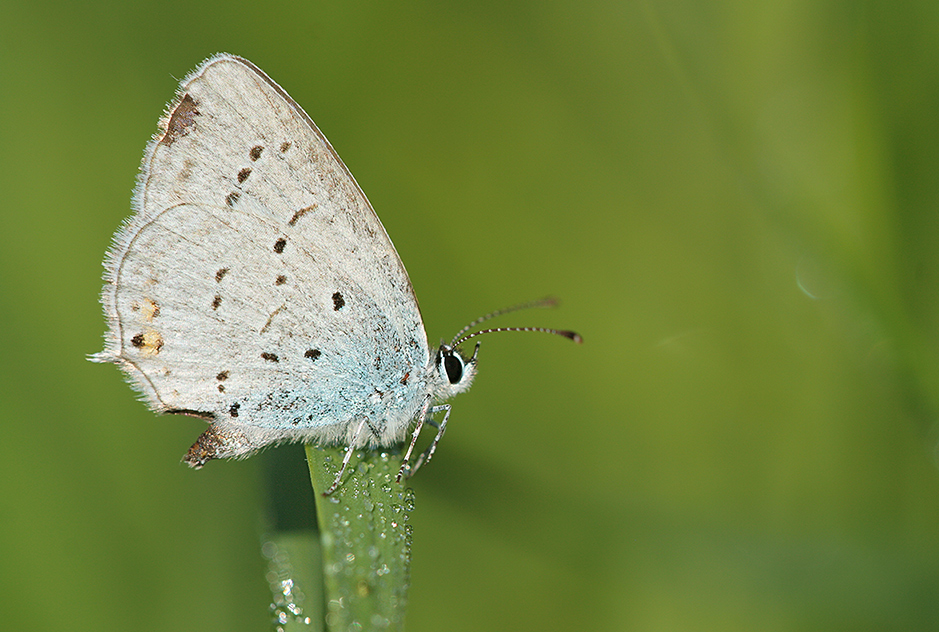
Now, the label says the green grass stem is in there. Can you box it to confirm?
[304,444,413,631]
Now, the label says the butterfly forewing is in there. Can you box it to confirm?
[97,55,430,435]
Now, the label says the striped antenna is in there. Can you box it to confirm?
[449,297,582,348]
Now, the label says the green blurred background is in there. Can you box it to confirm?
[3,1,939,630]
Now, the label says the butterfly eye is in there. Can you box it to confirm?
[443,353,464,384]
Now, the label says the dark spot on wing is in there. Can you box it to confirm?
[305,349,321,361]
[215,267,229,282]
[332,291,345,310]
[250,145,263,161]
[225,192,240,207]
[229,402,240,417]
[212,294,222,310]
[237,167,251,184]
[261,352,279,362]
[160,93,199,145]
[131,299,160,321]
[129,330,164,354]
[400,372,410,385]
[280,141,292,152]
[374,356,382,370]
[275,275,287,285]
[273,238,287,254]
[259,305,285,335]
[216,371,229,381]
[288,205,315,226]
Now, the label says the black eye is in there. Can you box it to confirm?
[444,353,463,384]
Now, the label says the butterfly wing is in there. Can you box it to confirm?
[94,55,430,459]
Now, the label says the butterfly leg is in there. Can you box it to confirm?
[323,417,369,496]
[409,405,451,476]
[396,403,451,482]
[397,396,433,482]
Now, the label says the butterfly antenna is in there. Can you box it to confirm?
[449,297,582,348]
[448,297,559,345]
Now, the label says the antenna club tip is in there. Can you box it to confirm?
[563,331,583,344]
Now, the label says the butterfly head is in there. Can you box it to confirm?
[434,341,479,397]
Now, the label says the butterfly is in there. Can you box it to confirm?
[92,54,580,493]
